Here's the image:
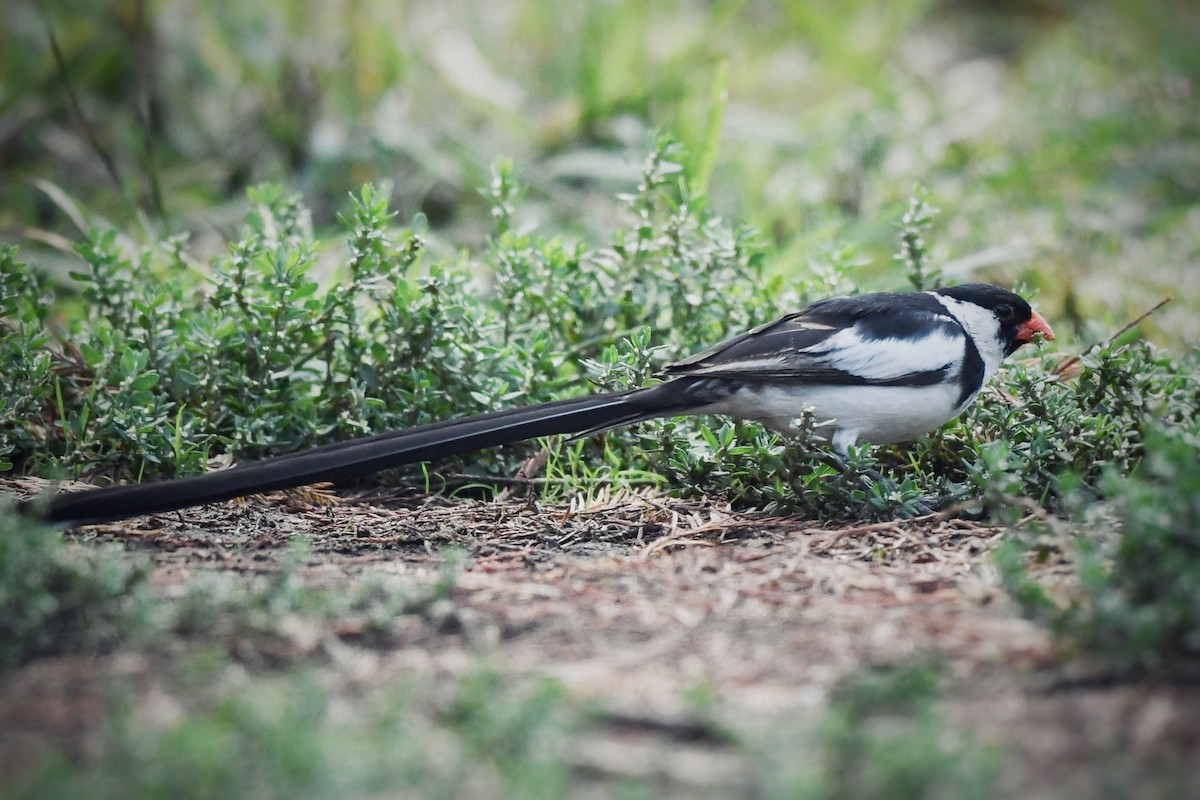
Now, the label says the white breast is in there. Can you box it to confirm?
[703,382,967,450]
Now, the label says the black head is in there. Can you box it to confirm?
[934,284,1055,356]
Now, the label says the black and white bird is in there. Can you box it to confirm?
[30,283,1053,526]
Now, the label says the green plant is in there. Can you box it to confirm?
[998,427,1200,671]
[170,543,463,646]
[760,661,1000,800]
[0,246,58,474]
[13,668,577,800]
[7,137,1199,520]
[894,185,942,292]
[818,664,997,800]
[960,340,1199,512]
[0,506,153,668]
[443,671,573,797]
[4,140,780,493]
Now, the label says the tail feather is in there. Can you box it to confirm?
[35,385,684,526]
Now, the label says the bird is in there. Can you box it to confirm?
[26,283,1053,526]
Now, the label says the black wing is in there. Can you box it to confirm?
[663,292,967,387]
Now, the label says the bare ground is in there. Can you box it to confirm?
[3,484,1199,796]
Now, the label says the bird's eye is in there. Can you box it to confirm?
[995,303,1014,321]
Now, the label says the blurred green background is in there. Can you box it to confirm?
[2,0,1197,345]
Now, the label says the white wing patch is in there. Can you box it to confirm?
[677,355,794,377]
[803,324,963,381]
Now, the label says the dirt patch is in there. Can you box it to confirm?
[5,486,1200,794]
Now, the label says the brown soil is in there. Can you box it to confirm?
[3,484,1199,796]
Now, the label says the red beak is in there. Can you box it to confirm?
[1016,310,1055,343]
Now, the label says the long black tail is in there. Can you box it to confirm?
[31,383,698,526]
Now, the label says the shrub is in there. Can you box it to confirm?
[0,507,152,668]
[997,427,1200,671]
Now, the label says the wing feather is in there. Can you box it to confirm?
[664,295,967,387]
